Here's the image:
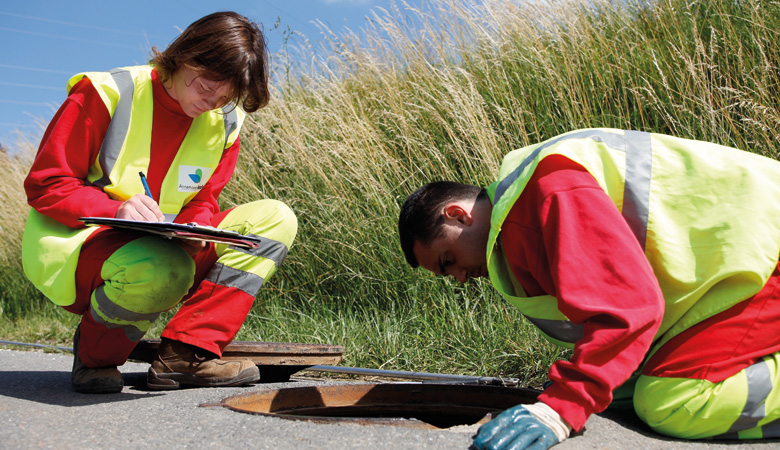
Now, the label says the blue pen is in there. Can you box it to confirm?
[139,171,153,198]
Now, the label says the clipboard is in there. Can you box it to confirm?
[79,217,261,249]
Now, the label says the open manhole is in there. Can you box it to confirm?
[216,383,540,429]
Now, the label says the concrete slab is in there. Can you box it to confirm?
[1,348,777,449]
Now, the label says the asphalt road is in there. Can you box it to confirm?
[2,348,779,450]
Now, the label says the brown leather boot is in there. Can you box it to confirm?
[71,327,124,394]
[147,338,259,390]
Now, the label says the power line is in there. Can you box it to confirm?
[0,122,41,129]
[0,99,54,106]
[0,10,166,39]
[0,64,71,75]
[0,26,143,50]
[0,80,61,91]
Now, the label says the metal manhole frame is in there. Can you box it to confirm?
[214,382,541,429]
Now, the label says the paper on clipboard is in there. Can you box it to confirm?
[79,217,260,249]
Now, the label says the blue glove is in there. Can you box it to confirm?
[472,404,559,450]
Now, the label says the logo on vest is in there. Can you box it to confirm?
[178,165,211,192]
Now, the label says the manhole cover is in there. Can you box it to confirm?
[128,340,344,382]
[217,383,540,429]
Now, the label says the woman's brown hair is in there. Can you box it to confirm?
[150,11,270,112]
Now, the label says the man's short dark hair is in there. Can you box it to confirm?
[398,181,487,268]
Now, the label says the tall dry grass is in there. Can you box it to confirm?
[224,0,780,306]
[223,0,780,375]
[0,129,51,317]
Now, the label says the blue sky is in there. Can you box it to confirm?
[0,0,399,147]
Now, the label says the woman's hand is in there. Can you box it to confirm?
[176,239,207,257]
[115,194,166,222]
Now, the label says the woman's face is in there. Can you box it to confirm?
[165,65,233,118]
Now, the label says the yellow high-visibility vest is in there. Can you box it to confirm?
[486,129,780,355]
[22,65,244,305]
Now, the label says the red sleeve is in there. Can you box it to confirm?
[23,77,121,228]
[172,136,240,225]
[500,155,664,431]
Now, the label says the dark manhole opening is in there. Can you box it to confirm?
[218,383,540,429]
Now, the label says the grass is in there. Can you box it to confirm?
[2,0,779,388]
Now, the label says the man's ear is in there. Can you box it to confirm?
[442,203,473,226]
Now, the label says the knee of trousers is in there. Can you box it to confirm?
[212,200,298,287]
[99,236,196,314]
[634,371,754,439]
[219,199,298,249]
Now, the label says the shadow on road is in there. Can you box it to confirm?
[0,369,164,406]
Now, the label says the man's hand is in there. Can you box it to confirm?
[115,194,165,222]
[472,404,561,450]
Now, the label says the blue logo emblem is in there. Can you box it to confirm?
[188,168,203,183]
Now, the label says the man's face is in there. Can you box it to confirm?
[413,215,489,283]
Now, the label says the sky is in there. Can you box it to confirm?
[0,0,399,147]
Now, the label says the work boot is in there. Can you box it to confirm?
[147,338,259,390]
[71,327,124,394]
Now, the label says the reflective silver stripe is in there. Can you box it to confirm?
[92,69,135,190]
[91,70,237,190]
[234,234,289,268]
[524,316,584,344]
[88,308,146,342]
[622,130,653,251]
[90,285,158,342]
[205,235,288,296]
[717,359,773,438]
[493,129,653,247]
[205,262,265,296]
[222,103,238,150]
[93,285,163,323]
[493,129,627,205]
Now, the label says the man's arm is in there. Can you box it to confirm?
[502,155,665,431]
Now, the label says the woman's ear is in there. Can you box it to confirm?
[442,203,473,226]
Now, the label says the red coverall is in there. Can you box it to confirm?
[501,154,780,432]
[24,69,254,367]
